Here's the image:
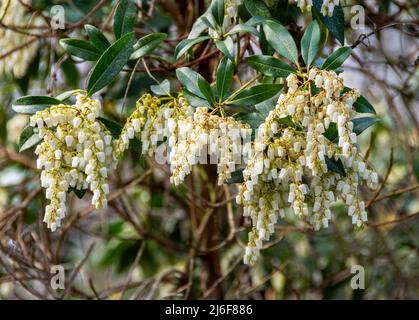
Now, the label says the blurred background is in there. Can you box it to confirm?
[0,0,418,299]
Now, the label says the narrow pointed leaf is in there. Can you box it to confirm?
[322,46,352,70]
[325,156,346,176]
[85,24,111,52]
[176,67,209,99]
[352,117,379,135]
[301,20,321,67]
[174,36,209,60]
[229,84,283,107]
[131,33,167,60]
[263,20,298,64]
[18,126,42,152]
[211,0,225,27]
[245,55,296,77]
[59,38,100,61]
[216,56,234,102]
[113,0,137,39]
[87,32,134,96]
[13,96,62,114]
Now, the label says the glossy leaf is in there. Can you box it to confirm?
[245,55,296,77]
[226,168,244,184]
[131,33,168,60]
[59,38,100,61]
[215,37,234,61]
[211,0,225,27]
[182,89,211,108]
[176,67,207,99]
[85,24,110,52]
[322,46,352,70]
[87,32,134,96]
[216,56,234,102]
[174,36,209,60]
[229,84,283,107]
[18,126,42,152]
[352,117,379,135]
[325,156,346,177]
[312,0,345,45]
[244,0,272,18]
[150,80,171,96]
[301,20,321,67]
[113,0,137,39]
[13,96,62,114]
[263,20,298,64]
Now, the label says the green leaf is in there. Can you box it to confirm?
[131,33,167,60]
[325,156,346,177]
[12,96,62,114]
[216,56,234,102]
[245,55,296,77]
[98,117,141,148]
[211,0,225,27]
[263,20,299,64]
[322,46,352,70]
[69,187,87,199]
[87,32,134,96]
[174,36,209,60]
[301,20,321,67]
[354,95,376,114]
[18,126,42,152]
[176,67,207,99]
[59,38,100,61]
[188,10,211,39]
[150,79,171,96]
[198,76,216,105]
[226,168,244,184]
[352,117,379,135]
[226,24,259,37]
[342,87,376,114]
[323,117,379,143]
[215,37,234,61]
[312,0,345,45]
[323,122,338,142]
[229,84,283,107]
[235,112,265,129]
[61,58,80,88]
[244,0,272,18]
[182,89,211,108]
[55,90,83,101]
[113,0,137,39]
[85,24,111,52]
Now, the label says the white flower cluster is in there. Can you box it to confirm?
[208,0,243,39]
[30,94,118,231]
[320,0,340,16]
[293,0,339,16]
[237,68,378,265]
[293,0,313,12]
[0,0,43,78]
[119,94,251,186]
[168,107,251,186]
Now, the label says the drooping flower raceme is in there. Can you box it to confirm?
[0,0,44,78]
[237,68,378,265]
[30,94,118,231]
[168,107,251,186]
[293,0,339,16]
[118,94,251,186]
